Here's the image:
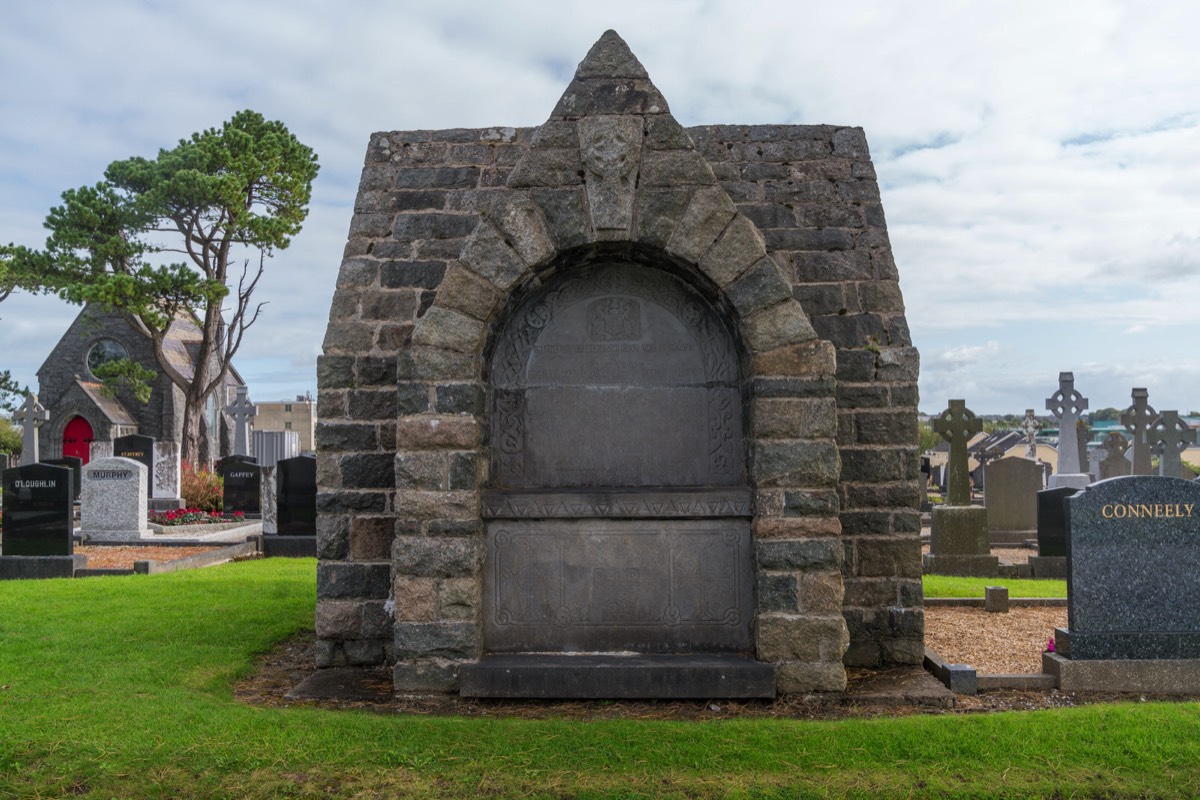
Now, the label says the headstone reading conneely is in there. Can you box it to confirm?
[2,463,73,556]
[1059,476,1200,660]
[224,387,257,458]
[276,455,317,535]
[1121,388,1157,476]
[926,400,997,576]
[1046,372,1089,489]
[1019,409,1040,461]
[113,434,155,502]
[42,457,83,502]
[221,454,261,516]
[79,457,148,542]
[1149,410,1197,479]
[984,457,1042,544]
[15,392,49,465]
[1099,432,1132,480]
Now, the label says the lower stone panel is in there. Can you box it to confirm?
[459,653,776,699]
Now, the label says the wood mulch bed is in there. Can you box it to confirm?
[926,606,1066,674]
[75,545,220,569]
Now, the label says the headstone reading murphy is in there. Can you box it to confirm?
[79,457,148,542]
[2,463,74,556]
[925,400,998,576]
[1045,476,1200,691]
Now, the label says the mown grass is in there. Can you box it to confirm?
[2,559,1198,798]
[924,574,1068,599]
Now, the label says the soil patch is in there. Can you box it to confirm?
[76,545,220,570]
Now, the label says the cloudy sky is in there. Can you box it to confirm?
[2,1,1197,416]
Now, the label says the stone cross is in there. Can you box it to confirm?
[1099,431,1132,479]
[932,399,983,506]
[1120,388,1158,476]
[15,391,49,464]
[1019,409,1040,460]
[1149,410,1197,479]
[1045,372,1088,475]
[224,386,257,457]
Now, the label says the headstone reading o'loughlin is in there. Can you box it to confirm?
[1046,476,1200,692]
[2,463,74,556]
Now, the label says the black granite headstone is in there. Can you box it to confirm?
[1062,476,1200,659]
[2,464,74,556]
[113,434,155,501]
[1036,486,1077,557]
[0,453,9,472]
[42,457,83,502]
[276,455,316,535]
[221,455,261,516]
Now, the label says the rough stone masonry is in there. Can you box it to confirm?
[316,30,921,695]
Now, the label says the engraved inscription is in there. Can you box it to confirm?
[588,297,641,341]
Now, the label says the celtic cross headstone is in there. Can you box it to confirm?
[15,392,49,465]
[1099,431,1132,480]
[932,399,982,506]
[1045,372,1089,488]
[1149,410,1197,479]
[1121,388,1157,476]
[224,387,257,457]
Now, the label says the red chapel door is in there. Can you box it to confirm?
[63,416,94,465]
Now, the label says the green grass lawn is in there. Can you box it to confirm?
[2,560,1198,798]
[923,575,1067,598]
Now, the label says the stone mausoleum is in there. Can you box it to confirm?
[316,31,921,696]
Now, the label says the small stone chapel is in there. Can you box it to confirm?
[316,31,921,696]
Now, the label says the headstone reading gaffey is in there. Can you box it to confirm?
[221,454,262,516]
[79,457,148,542]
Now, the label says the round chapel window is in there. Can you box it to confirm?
[86,338,129,376]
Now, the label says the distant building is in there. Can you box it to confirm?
[35,303,246,465]
[255,394,316,452]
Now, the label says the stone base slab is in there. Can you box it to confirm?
[80,528,150,542]
[0,555,87,580]
[923,553,1000,577]
[1043,652,1200,693]
[1028,556,1067,579]
[987,529,1035,546]
[257,535,317,558]
[459,654,776,699]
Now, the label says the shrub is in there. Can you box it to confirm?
[181,465,223,512]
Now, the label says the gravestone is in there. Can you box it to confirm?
[225,387,257,457]
[1046,372,1090,490]
[1098,432,1132,480]
[79,457,148,541]
[925,400,998,576]
[151,441,183,509]
[15,392,49,464]
[1028,485,1075,579]
[919,456,931,512]
[1150,410,1197,479]
[276,455,317,535]
[1,463,74,556]
[1045,477,1200,691]
[113,434,155,502]
[983,457,1042,545]
[221,455,261,516]
[0,453,8,472]
[1121,388,1157,476]
[1019,409,1040,461]
[42,457,83,503]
